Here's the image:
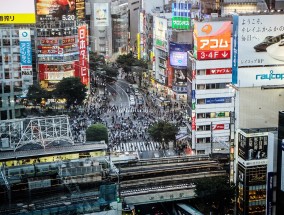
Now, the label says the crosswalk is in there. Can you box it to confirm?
[107,107,150,113]
[111,141,160,152]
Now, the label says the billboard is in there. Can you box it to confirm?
[174,69,187,83]
[76,25,89,85]
[193,21,231,60]
[19,29,33,88]
[0,0,36,24]
[154,16,167,41]
[206,68,232,75]
[94,3,109,26]
[238,66,284,87]
[238,132,268,161]
[36,0,85,22]
[169,42,191,68]
[172,3,191,30]
[233,14,284,67]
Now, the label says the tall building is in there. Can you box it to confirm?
[0,0,37,120]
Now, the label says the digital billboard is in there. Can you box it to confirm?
[233,14,284,67]
[172,3,191,30]
[193,21,231,60]
[19,29,33,88]
[93,3,109,26]
[0,0,36,24]
[169,42,191,68]
[76,25,89,85]
[36,0,85,22]
[238,66,284,87]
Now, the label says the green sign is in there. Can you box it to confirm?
[217,112,225,117]
[192,102,195,110]
[172,17,191,30]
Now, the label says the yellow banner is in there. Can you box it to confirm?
[137,33,141,60]
[0,14,36,24]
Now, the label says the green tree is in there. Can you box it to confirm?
[148,120,179,149]
[89,51,106,72]
[102,65,119,82]
[193,176,236,214]
[54,77,87,108]
[86,123,108,143]
[26,84,50,106]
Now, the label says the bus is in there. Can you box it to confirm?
[176,203,204,215]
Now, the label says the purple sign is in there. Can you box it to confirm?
[170,52,188,67]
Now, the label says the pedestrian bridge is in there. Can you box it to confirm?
[124,188,195,205]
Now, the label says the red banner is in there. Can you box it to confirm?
[197,50,230,60]
[192,113,196,131]
[167,58,173,87]
[206,68,232,75]
[76,25,89,85]
[212,124,229,130]
[40,38,58,45]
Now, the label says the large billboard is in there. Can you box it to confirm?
[169,42,191,68]
[238,66,284,87]
[0,0,36,24]
[19,29,33,88]
[193,21,231,60]
[76,25,89,85]
[94,3,109,26]
[154,16,167,41]
[233,14,284,67]
[172,3,191,30]
[36,0,85,22]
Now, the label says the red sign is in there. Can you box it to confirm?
[76,25,89,85]
[212,124,229,130]
[62,37,76,45]
[40,38,58,45]
[206,68,232,75]
[197,50,230,60]
[192,113,196,131]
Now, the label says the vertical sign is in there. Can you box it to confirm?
[232,15,239,84]
[19,29,33,88]
[77,25,89,85]
[172,3,191,30]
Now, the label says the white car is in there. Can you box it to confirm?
[130,100,136,106]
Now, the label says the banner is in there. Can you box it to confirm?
[19,29,33,88]
[76,25,89,85]
[193,21,231,60]
[0,0,36,24]
[94,3,109,26]
[172,3,191,30]
[232,15,239,84]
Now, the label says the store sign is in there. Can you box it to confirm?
[193,21,231,60]
[172,3,191,30]
[212,124,229,130]
[234,14,284,67]
[0,0,36,24]
[63,37,76,44]
[154,17,167,41]
[232,15,239,84]
[75,0,85,21]
[205,97,231,104]
[76,25,89,85]
[94,3,109,26]
[40,38,59,45]
[206,68,232,75]
[19,29,33,88]
[155,39,167,51]
[238,66,284,87]
[192,113,196,130]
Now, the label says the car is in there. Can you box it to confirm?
[130,100,136,106]
[137,98,144,105]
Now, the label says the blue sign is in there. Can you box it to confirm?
[20,41,32,65]
[205,97,231,104]
[266,172,274,215]
[192,90,195,100]
[232,15,239,84]
[169,42,191,68]
[172,3,191,17]
[256,70,284,80]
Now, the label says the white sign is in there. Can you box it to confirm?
[238,157,268,167]
[94,3,109,26]
[139,12,144,33]
[237,15,284,67]
[238,66,284,87]
[154,16,167,41]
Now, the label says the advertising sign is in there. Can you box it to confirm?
[238,66,284,87]
[169,42,191,68]
[206,68,232,75]
[19,29,33,88]
[75,0,85,21]
[234,14,284,67]
[238,133,268,161]
[40,38,59,45]
[36,0,78,21]
[212,124,229,130]
[94,3,109,26]
[192,112,196,131]
[76,25,89,85]
[0,0,36,24]
[172,3,191,30]
[205,97,231,104]
[139,12,144,33]
[232,15,239,84]
[154,17,167,41]
[266,172,274,215]
[193,21,231,60]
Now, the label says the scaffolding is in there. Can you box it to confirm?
[0,115,74,151]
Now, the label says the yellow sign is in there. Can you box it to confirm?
[0,13,36,24]
[137,33,141,60]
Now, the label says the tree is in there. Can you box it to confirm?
[193,176,236,214]
[89,51,106,72]
[148,120,179,149]
[86,123,108,143]
[26,84,50,106]
[102,65,119,82]
[54,77,87,108]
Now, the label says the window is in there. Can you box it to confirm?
[197,137,211,143]
[196,125,211,131]
[197,150,205,154]
[197,70,206,75]
[197,99,205,104]
[197,84,205,90]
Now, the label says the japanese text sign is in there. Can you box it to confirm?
[77,25,89,85]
